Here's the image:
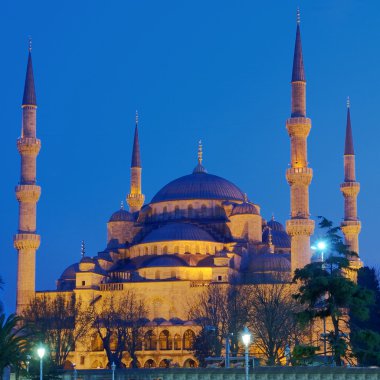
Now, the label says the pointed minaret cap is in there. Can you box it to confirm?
[344,97,355,155]
[291,8,306,82]
[131,111,142,168]
[22,38,37,106]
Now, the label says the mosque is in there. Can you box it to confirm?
[13,14,362,369]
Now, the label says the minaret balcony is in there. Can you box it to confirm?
[13,233,40,250]
[17,137,41,155]
[15,185,41,203]
[340,182,360,197]
[286,117,311,137]
[286,219,315,237]
[286,167,313,186]
[341,220,361,235]
[127,193,145,208]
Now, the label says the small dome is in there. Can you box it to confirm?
[267,219,285,232]
[141,223,215,243]
[151,172,245,203]
[249,254,290,272]
[59,263,79,280]
[262,227,291,248]
[109,209,134,222]
[231,202,259,216]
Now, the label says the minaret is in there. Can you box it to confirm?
[340,98,362,271]
[14,41,41,314]
[285,10,315,273]
[127,111,145,212]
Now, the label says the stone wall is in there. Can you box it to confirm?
[60,367,380,380]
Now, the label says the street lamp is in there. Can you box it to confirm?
[313,240,328,364]
[241,327,251,380]
[37,347,45,380]
[111,362,116,380]
[72,363,77,380]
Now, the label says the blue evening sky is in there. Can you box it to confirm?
[0,0,379,313]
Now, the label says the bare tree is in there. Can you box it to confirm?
[247,281,305,365]
[22,293,91,368]
[188,284,251,365]
[91,291,148,368]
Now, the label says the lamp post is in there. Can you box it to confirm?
[313,240,328,364]
[26,355,31,377]
[111,362,116,380]
[73,363,77,380]
[241,327,251,380]
[37,347,45,380]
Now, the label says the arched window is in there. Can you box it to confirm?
[195,245,200,254]
[170,270,176,279]
[155,270,160,280]
[183,330,196,350]
[174,206,180,218]
[159,330,172,350]
[188,204,194,218]
[184,245,191,254]
[145,246,149,255]
[183,358,197,368]
[215,205,224,217]
[153,246,158,254]
[162,245,168,254]
[174,245,179,254]
[129,360,141,368]
[144,359,156,368]
[201,204,207,217]
[174,334,181,350]
[163,207,168,219]
[144,330,157,350]
[159,359,171,368]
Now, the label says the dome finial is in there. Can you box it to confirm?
[198,140,203,165]
[271,213,275,221]
[347,96,350,109]
[28,36,32,52]
[268,227,274,253]
[244,193,248,203]
[120,201,124,210]
[296,7,301,25]
[135,110,138,126]
[81,240,85,258]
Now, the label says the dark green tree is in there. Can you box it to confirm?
[293,217,373,366]
[350,266,380,365]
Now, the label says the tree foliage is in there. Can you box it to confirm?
[293,217,374,366]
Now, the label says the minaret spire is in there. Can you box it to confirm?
[340,99,362,278]
[14,43,41,314]
[285,10,315,273]
[127,112,144,212]
[193,140,207,173]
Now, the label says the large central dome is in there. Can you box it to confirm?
[151,171,245,203]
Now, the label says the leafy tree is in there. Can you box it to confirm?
[0,313,28,379]
[91,292,147,368]
[291,344,319,366]
[293,217,374,366]
[22,293,91,369]
[350,266,380,365]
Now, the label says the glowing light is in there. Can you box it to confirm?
[317,241,327,250]
[241,326,251,347]
[37,347,45,359]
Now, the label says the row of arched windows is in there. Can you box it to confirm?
[91,329,196,352]
[148,204,225,221]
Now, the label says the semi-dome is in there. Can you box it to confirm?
[141,255,189,268]
[249,253,290,272]
[151,171,245,203]
[109,209,135,222]
[231,202,259,216]
[141,223,215,243]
